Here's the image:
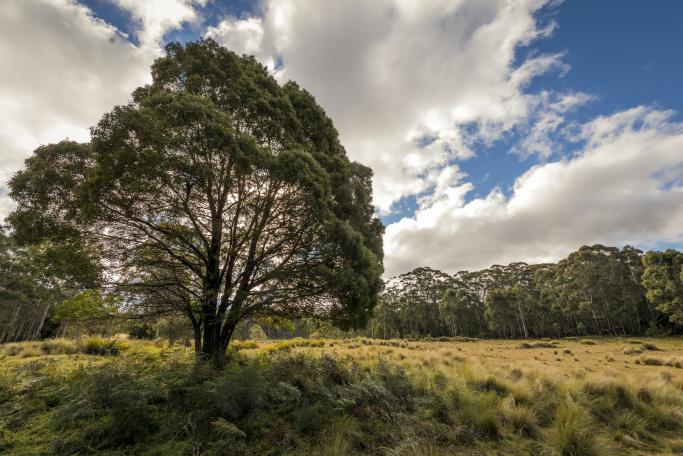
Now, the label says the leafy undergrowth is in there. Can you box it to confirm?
[1,339,682,455]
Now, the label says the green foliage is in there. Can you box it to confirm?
[249,324,268,341]
[53,290,118,336]
[9,39,383,364]
[128,321,156,339]
[154,317,193,346]
[642,250,683,325]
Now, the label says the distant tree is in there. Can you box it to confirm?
[381,267,452,337]
[53,290,119,336]
[642,250,683,325]
[372,244,677,340]
[8,40,383,366]
[248,324,268,341]
[0,229,100,342]
[440,288,484,337]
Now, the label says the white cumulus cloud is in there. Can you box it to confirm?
[0,0,203,220]
[205,0,568,213]
[384,107,683,276]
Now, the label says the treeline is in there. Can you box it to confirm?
[2,230,682,343]
[368,245,683,339]
[0,230,101,343]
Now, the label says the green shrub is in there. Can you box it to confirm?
[128,321,156,339]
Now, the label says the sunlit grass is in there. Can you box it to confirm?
[1,336,682,454]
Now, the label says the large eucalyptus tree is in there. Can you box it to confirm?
[9,40,383,366]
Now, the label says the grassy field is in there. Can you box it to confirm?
[1,336,682,455]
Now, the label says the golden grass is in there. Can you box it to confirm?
[2,336,682,455]
[242,337,683,385]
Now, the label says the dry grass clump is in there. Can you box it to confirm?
[264,338,326,352]
[1,338,80,358]
[623,346,642,355]
[466,374,509,395]
[40,339,79,355]
[231,340,259,350]
[552,402,604,456]
[422,336,478,343]
[79,336,125,355]
[18,345,44,358]
[501,398,538,436]
[579,339,597,345]
[636,356,663,366]
[450,389,501,439]
[518,341,557,349]
[634,356,682,368]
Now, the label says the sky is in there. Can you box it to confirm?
[1,0,682,277]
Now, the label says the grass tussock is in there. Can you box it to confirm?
[79,336,126,355]
[635,356,682,368]
[518,341,557,349]
[552,403,604,456]
[0,337,124,358]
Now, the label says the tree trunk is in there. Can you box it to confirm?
[193,324,202,356]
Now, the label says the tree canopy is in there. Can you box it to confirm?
[642,250,683,325]
[9,39,383,365]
